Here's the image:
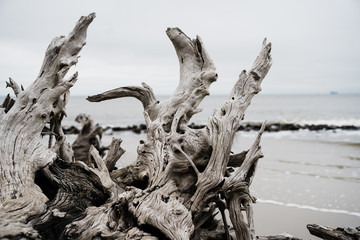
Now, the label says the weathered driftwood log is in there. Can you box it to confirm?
[88,28,272,239]
[1,13,273,240]
[307,224,360,240]
[0,13,96,239]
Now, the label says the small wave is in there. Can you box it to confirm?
[257,199,360,217]
[262,167,360,183]
[297,119,360,127]
[236,122,360,134]
[277,159,360,170]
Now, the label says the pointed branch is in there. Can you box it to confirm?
[148,28,218,133]
[223,121,266,192]
[87,145,114,190]
[27,13,95,97]
[104,138,125,172]
[230,38,272,98]
[87,82,158,117]
[166,28,216,88]
[190,40,271,213]
[6,77,23,97]
[46,72,78,104]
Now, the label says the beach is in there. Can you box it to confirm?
[237,130,360,238]
[254,203,360,238]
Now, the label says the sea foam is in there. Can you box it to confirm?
[257,199,360,217]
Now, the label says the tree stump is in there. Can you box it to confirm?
[0,13,272,240]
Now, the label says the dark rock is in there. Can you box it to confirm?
[341,125,359,130]
[61,122,360,135]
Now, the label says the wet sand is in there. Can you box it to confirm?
[254,202,360,238]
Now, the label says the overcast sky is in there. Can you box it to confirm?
[0,0,359,96]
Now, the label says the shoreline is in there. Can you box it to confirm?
[61,122,360,135]
[257,199,360,218]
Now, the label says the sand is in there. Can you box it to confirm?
[254,202,360,238]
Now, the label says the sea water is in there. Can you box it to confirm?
[63,94,360,128]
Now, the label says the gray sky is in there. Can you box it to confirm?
[0,0,359,96]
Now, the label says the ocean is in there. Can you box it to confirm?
[2,93,360,238]
[63,94,360,128]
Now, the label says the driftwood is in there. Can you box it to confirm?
[72,113,107,166]
[256,234,301,240]
[307,224,360,240]
[0,13,273,239]
[0,13,97,239]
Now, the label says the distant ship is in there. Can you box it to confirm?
[330,91,338,95]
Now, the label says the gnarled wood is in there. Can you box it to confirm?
[0,13,95,239]
[1,13,276,240]
[88,28,271,239]
[189,40,271,215]
[72,113,106,166]
[0,93,15,114]
[87,82,158,114]
[104,137,126,172]
[6,77,23,97]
